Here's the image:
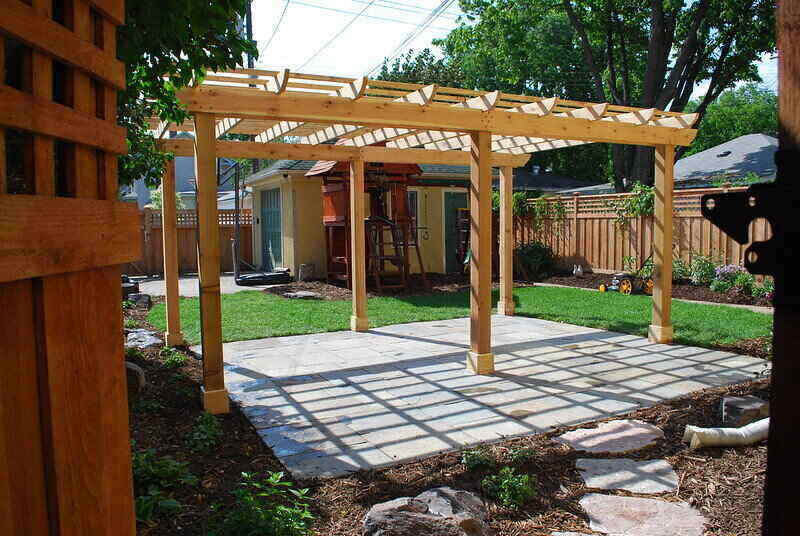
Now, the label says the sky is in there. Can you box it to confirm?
[250,0,777,99]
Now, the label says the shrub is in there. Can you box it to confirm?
[131,446,197,522]
[752,278,775,300]
[515,242,555,280]
[623,255,653,279]
[209,472,314,536]
[672,258,690,282]
[715,264,747,282]
[482,467,536,510]
[188,412,223,454]
[125,318,139,329]
[126,347,144,360]
[461,447,494,470]
[689,255,717,285]
[160,346,188,369]
[507,447,536,465]
[709,279,733,293]
[123,299,135,309]
[731,272,756,296]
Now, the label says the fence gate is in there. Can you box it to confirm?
[0,1,138,534]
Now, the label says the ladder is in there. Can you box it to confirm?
[366,216,408,291]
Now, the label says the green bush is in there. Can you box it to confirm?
[188,412,223,454]
[131,446,197,522]
[752,278,775,299]
[123,299,136,309]
[126,347,144,360]
[125,318,139,329]
[507,447,536,465]
[160,346,188,369]
[732,272,757,296]
[709,279,733,293]
[461,447,494,470]
[209,472,314,536]
[689,255,717,286]
[515,242,555,280]
[623,255,654,279]
[672,258,690,282]
[481,467,536,510]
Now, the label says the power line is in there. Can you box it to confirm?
[350,0,461,21]
[279,0,454,32]
[296,0,378,71]
[260,0,290,57]
[365,0,457,76]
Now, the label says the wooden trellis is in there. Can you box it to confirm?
[0,1,138,534]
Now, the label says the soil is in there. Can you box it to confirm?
[542,272,773,308]
[264,274,536,301]
[125,303,770,536]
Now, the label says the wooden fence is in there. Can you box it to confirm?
[517,186,773,273]
[124,209,254,276]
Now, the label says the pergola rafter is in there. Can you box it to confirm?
[149,68,697,414]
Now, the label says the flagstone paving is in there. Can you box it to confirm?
[197,315,765,479]
[575,458,678,493]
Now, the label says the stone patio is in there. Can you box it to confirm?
[199,315,765,479]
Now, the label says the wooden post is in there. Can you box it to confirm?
[649,144,675,344]
[161,159,184,346]
[467,131,494,374]
[194,112,229,414]
[497,165,515,315]
[572,192,580,260]
[350,159,368,331]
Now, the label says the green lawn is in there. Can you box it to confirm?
[148,286,772,349]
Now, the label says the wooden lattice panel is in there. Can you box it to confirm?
[0,1,138,535]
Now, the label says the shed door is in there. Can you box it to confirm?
[260,188,282,271]
[444,191,468,273]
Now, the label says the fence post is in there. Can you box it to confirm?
[143,207,153,274]
[572,193,580,260]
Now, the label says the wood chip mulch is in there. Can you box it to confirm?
[126,302,769,536]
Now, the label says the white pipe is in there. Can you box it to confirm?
[682,418,769,449]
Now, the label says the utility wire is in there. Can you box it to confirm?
[365,0,457,76]
[260,0,290,57]
[296,0,378,71]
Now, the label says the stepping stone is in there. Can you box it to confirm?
[580,493,706,536]
[721,395,769,427]
[576,458,678,493]
[555,419,664,453]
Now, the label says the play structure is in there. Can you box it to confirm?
[310,158,430,291]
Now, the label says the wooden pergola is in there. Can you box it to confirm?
[152,69,698,414]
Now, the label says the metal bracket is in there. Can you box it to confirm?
[701,150,800,305]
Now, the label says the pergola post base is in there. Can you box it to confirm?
[350,316,369,332]
[202,387,230,415]
[467,351,495,375]
[648,324,673,344]
[496,300,515,316]
[165,331,186,347]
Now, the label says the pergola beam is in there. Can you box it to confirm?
[158,138,530,167]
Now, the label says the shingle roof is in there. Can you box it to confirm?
[245,159,317,184]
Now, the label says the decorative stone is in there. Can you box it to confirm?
[128,293,152,309]
[125,361,146,398]
[298,263,315,281]
[284,290,322,300]
[576,458,678,493]
[579,494,706,536]
[125,329,162,350]
[721,395,769,427]
[555,419,664,453]
[363,487,493,536]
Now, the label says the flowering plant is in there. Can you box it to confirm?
[714,264,746,282]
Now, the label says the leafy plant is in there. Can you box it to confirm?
[133,398,165,413]
[622,255,653,279]
[123,299,136,309]
[160,346,188,369]
[126,347,145,360]
[131,446,197,522]
[710,278,733,293]
[208,472,314,536]
[515,242,555,281]
[188,413,223,454]
[715,264,747,282]
[732,272,757,296]
[530,197,567,236]
[461,447,494,470]
[481,467,536,510]
[690,255,717,286]
[507,447,536,465]
[752,278,775,300]
[672,258,691,283]
[491,190,540,216]
[125,318,139,329]
[609,183,654,229]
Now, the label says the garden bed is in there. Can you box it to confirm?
[126,304,769,536]
[543,272,773,308]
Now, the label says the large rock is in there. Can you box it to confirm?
[576,458,678,493]
[128,293,152,309]
[721,395,769,427]
[284,290,322,300]
[555,419,664,454]
[579,493,706,536]
[125,329,162,350]
[363,487,493,536]
[126,361,146,398]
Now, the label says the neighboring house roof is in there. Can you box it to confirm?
[556,134,778,196]
[245,159,594,192]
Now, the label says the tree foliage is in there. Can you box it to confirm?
[684,83,777,157]
[117,0,257,188]
[381,0,776,189]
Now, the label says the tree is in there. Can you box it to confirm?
[683,83,777,157]
[431,0,775,189]
[378,48,464,86]
[117,0,257,188]
[146,181,187,210]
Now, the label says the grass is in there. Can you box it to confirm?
[148,286,772,350]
